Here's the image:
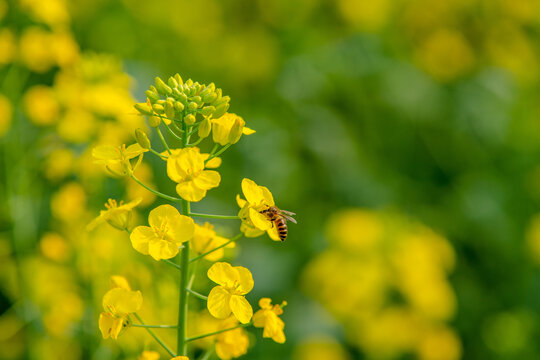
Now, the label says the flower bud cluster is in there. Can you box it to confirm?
[135,74,230,131]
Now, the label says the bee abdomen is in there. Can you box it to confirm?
[275,218,288,241]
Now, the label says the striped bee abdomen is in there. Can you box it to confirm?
[275,218,288,241]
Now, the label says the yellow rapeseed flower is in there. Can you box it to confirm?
[252,298,286,343]
[0,93,12,137]
[87,198,142,231]
[19,27,56,73]
[138,351,160,360]
[237,178,280,241]
[215,317,249,360]
[212,113,255,146]
[167,147,221,202]
[130,204,194,261]
[0,28,16,65]
[170,357,189,360]
[92,143,147,176]
[207,262,253,324]
[23,85,60,125]
[191,222,235,261]
[99,283,142,340]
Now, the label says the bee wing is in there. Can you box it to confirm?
[279,209,296,216]
[281,214,297,224]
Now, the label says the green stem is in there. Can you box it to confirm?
[186,323,250,342]
[188,136,204,147]
[156,126,171,154]
[199,347,215,360]
[163,119,184,142]
[177,199,191,355]
[132,324,177,329]
[182,120,188,148]
[187,122,202,137]
[189,212,239,220]
[186,288,208,300]
[163,258,181,270]
[149,148,168,159]
[190,233,242,263]
[134,313,176,357]
[209,144,219,156]
[205,144,232,163]
[130,173,181,202]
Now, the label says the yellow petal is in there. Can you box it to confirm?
[148,204,178,229]
[125,143,148,159]
[242,126,256,135]
[193,170,221,190]
[176,181,207,202]
[167,153,187,183]
[252,309,266,328]
[148,239,179,260]
[207,286,232,319]
[110,275,131,290]
[260,186,275,206]
[208,262,237,287]
[168,215,194,243]
[99,312,123,339]
[240,222,265,238]
[258,298,272,309]
[267,226,281,241]
[236,194,246,208]
[230,295,253,324]
[177,147,205,174]
[249,208,272,230]
[102,288,143,314]
[205,157,222,168]
[241,178,264,204]
[235,266,254,294]
[130,226,154,255]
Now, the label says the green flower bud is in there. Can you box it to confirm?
[187,102,198,111]
[184,114,196,125]
[198,117,211,138]
[145,90,160,102]
[185,79,193,87]
[174,73,183,85]
[156,99,166,106]
[200,106,215,116]
[168,76,178,89]
[213,103,229,119]
[152,104,165,114]
[172,88,182,98]
[134,103,153,116]
[135,129,151,149]
[202,92,217,103]
[192,96,202,105]
[174,101,185,112]
[214,95,230,107]
[155,77,172,95]
[229,118,244,144]
[149,115,161,127]
[188,86,197,97]
[165,101,175,119]
[215,88,222,98]
[176,92,188,103]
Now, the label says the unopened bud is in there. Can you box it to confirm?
[213,103,229,119]
[135,129,151,149]
[185,79,193,87]
[202,92,217,103]
[134,103,153,116]
[145,90,160,102]
[229,117,245,144]
[155,77,172,96]
[187,102,198,111]
[200,106,215,116]
[214,95,230,107]
[165,101,175,119]
[198,117,211,138]
[149,115,161,127]
[192,96,202,105]
[174,73,183,85]
[168,76,178,89]
[184,114,196,125]
[152,104,165,114]
[174,101,185,112]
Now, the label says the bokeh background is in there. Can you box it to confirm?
[2,0,540,359]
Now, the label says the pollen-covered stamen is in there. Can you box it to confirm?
[153,221,172,240]
[105,199,118,209]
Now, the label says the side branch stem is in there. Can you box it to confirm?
[190,233,243,263]
[134,313,176,357]
[189,212,239,220]
[186,323,250,342]
[130,173,181,202]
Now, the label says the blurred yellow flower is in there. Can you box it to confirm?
[130,204,194,260]
[23,85,60,126]
[44,148,74,181]
[92,143,147,176]
[170,357,189,360]
[50,182,86,221]
[417,326,461,360]
[19,27,56,73]
[252,298,286,343]
[292,337,351,360]
[57,109,95,143]
[207,262,253,324]
[337,0,390,32]
[188,310,221,349]
[19,0,70,27]
[51,31,79,68]
[166,147,221,202]
[39,232,71,262]
[0,94,12,137]
[237,178,280,241]
[138,350,160,360]
[415,28,475,82]
[87,198,142,231]
[212,113,255,146]
[99,286,142,340]
[0,28,15,65]
[215,317,249,360]
[127,162,157,207]
[191,222,235,261]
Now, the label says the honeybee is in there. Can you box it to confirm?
[260,206,297,241]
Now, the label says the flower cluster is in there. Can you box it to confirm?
[90,73,291,359]
[302,209,460,360]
